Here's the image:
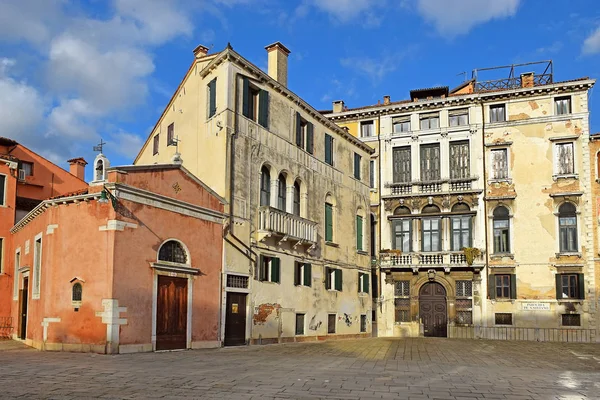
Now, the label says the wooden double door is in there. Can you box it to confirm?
[419,282,447,337]
[156,276,188,351]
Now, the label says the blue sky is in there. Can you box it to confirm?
[1,0,599,180]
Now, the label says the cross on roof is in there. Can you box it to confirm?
[93,139,106,154]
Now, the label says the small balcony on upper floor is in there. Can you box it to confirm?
[257,206,318,251]
[379,251,483,273]
[384,176,480,198]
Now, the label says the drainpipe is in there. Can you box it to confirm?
[377,114,383,314]
[480,100,490,327]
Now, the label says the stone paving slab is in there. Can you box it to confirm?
[0,338,599,399]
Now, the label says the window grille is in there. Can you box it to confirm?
[495,313,513,325]
[456,311,472,325]
[456,281,473,297]
[394,298,411,322]
[561,314,580,327]
[158,241,187,264]
[226,274,249,289]
[395,281,410,297]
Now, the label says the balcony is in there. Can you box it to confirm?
[380,251,476,272]
[258,206,317,250]
[384,177,479,198]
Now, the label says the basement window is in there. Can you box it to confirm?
[561,314,580,327]
[495,313,513,325]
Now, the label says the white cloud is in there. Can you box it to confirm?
[341,56,398,83]
[582,26,600,55]
[296,0,380,25]
[0,0,66,45]
[535,41,563,55]
[416,0,520,37]
[107,131,145,161]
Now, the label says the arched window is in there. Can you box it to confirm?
[293,181,301,216]
[451,203,471,251]
[72,283,82,302]
[260,166,271,207]
[277,174,286,211]
[558,203,578,253]
[421,205,441,252]
[493,206,510,254]
[394,206,411,216]
[158,240,188,264]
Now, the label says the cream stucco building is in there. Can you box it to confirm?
[324,62,597,341]
[135,43,374,345]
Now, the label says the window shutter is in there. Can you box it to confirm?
[209,78,217,118]
[578,273,585,300]
[325,204,333,242]
[242,77,250,118]
[358,273,362,293]
[335,269,343,291]
[488,275,496,300]
[304,263,311,287]
[258,89,269,128]
[325,267,331,289]
[555,274,562,300]
[354,153,361,179]
[271,257,280,283]
[356,216,363,251]
[510,274,517,299]
[296,112,302,146]
[306,122,314,154]
[325,134,332,164]
[0,175,5,206]
[258,255,265,281]
[294,262,300,286]
[363,274,369,294]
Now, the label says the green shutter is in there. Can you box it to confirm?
[294,262,300,286]
[325,203,333,242]
[555,274,562,300]
[325,134,333,165]
[271,257,280,283]
[488,274,496,300]
[363,274,369,294]
[358,273,362,293]
[335,269,342,291]
[356,216,363,251]
[242,77,250,118]
[304,263,311,287]
[325,267,331,289]
[258,89,269,128]
[208,78,217,118]
[578,273,585,300]
[258,255,265,281]
[306,122,314,154]
[296,112,302,147]
[510,274,517,299]
[354,153,361,179]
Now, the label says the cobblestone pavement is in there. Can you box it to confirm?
[1,337,600,399]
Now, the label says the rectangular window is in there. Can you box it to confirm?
[354,153,361,180]
[360,315,367,333]
[19,161,33,177]
[226,274,249,289]
[295,313,305,335]
[393,116,410,133]
[0,174,5,206]
[392,219,411,252]
[490,104,506,123]
[167,123,175,146]
[242,77,269,128]
[493,218,510,254]
[455,280,473,325]
[295,113,314,154]
[32,237,42,298]
[369,160,375,189]
[361,121,374,137]
[490,148,508,180]
[456,280,473,297]
[394,280,411,323]
[449,108,469,127]
[422,218,441,252]
[207,77,217,119]
[153,134,159,155]
[451,216,471,251]
[0,237,3,273]
[419,113,440,130]
[13,250,20,299]
[358,272,369,294]
[495,313,513,325]
[258,255,280,283]
[556,273,584,300]
[561,314,581,326]
[294,262,312,287]
[356,215,363,251]
[420,144,440,181]
[555,142,575,175]
[328,314,336,334]
[325,203,333,242]
[325,267,342,291]
[449,141,470,180]
[555,96,571,115]
[324,134,334,166]
[392,146,411,183]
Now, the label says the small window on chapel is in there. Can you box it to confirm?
[158,240,188,264]
[72,283,82,308]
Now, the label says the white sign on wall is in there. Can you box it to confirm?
[521,302,551,311]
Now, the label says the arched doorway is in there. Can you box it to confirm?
[419,282,447,337]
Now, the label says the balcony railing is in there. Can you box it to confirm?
[384,177,479,197]
[258,206,317,244]
[380,251,469,268]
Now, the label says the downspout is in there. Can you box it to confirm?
[480,100,490,323]
[377,114,383,313]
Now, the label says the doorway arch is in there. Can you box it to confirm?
[419,282,447,337]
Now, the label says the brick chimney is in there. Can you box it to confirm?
[193,44,209,58]
[265,42,290,86]
[521,72,534,88]
[67,157,87,180]
[333,100,345,113]
[383,95,391,105]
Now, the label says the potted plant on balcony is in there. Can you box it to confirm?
[461,247,482,266]
[380,249,403,255]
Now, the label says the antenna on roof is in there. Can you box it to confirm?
[456,71,467,82]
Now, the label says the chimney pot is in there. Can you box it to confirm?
[67,157,87,181]
[521,72,535,88]
[265,41,290,86]
[383,95,391,105]
[333,100,345,113]
[193,44,209,58]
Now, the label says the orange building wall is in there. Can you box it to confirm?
[0,162,17,318]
